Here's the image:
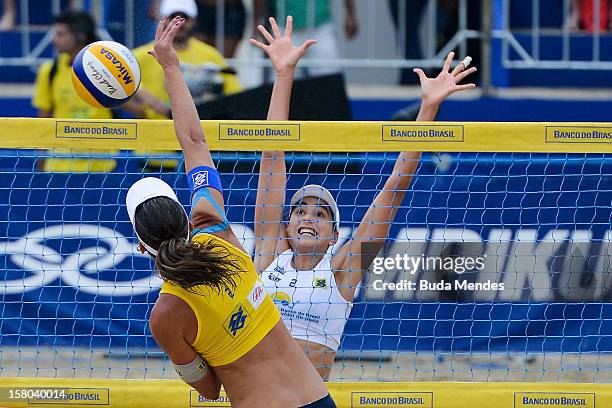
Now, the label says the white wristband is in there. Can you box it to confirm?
[174,354,209,383]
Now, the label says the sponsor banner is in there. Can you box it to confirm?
[382,124,464,143]
[1,378,611,408]
[29,388,109,405]
[218,123,300,141]
[514,392,595,408]
[546,126,612,143]
[351,392,433,407]
[55,121,137,140]
[3,118,612,152]
[189,390,231,407]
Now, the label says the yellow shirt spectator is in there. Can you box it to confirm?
[32,53,116,172]
[33,53,113,119]
[133,38,242,120]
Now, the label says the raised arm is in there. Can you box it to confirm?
[150,17,214,171]
[150,17,230,235]
[250,16,316,272]
[332,52,477,301]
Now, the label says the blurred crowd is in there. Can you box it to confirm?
[1,0,608,172]
[20,0,484,117]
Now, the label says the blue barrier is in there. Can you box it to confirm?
[6,97,612,121]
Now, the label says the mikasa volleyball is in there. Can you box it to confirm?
[71,41,141,108]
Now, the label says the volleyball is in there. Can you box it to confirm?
[71,41,140,108]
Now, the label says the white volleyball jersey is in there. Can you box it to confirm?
[261,249,353,351]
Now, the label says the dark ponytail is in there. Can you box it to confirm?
[156,236,243,295]
[134,196,242,295]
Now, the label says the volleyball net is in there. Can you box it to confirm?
[0,118,610,407]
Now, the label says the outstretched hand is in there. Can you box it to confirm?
[250,16,316,76]
[148,16,183,70]
[413,52,477,107]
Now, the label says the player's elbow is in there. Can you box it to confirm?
[184,129,205,144]
[148,315,160,337]
[178,131,206,150]
[175,121,206,144]
[192,376,221,401]
[192,124,206,140]
[148,315,166,348]
[148,303,174,344]
[199,387,220,401]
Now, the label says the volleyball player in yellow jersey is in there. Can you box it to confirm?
[126,16,335,408]
[252,17,478,379]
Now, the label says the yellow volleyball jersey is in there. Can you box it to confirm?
[159,233,280,366]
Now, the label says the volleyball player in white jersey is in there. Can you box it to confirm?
[251,16,477,379]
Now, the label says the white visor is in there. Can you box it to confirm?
[126,177,189,256]
[289,184,340,230]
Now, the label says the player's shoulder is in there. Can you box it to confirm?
[150,294,195,346]
[37,60,53,73]
[36,53,69,75]
[152,292,193,327]
[193,232,237,253]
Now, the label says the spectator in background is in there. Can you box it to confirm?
[389,1,480,85]
[254,0,358,78]
[0,0,15,31]
[127,0,242,170]
[194,0,246,58]
[568,0,611,31]
[128,0,242,120]
[133,0,159,46]
[431,1,481,84]
[388,0,427,85]
[32,9,116,172]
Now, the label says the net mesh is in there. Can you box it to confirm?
[0,148,610,383]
